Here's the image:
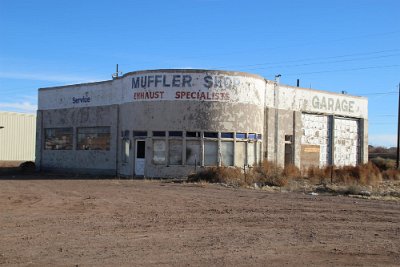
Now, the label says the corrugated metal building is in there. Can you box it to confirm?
[0,112,36,161]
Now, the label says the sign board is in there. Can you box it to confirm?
[300,145,320,169]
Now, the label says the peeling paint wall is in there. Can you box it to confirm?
[334,118,360,166]
[269,83,368,119]
[301,113,330,167]
[37,105,118,174]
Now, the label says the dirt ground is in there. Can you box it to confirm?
[0,176,399,266]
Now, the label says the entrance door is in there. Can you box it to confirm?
[135,140,146,176]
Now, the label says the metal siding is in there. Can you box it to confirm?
[0,112,36,161]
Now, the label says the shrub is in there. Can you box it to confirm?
[251,160,288,187]
[371,157,396,171]
[282,164,301,179]
[332,162,382,186]
[358,162,382,186]
[306,165,330,184]
[188,167,246,187]
[382,169,400,180]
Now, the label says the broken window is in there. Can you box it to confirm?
[186,131,200,138]
[44,128,73,150]
[77,127,111,150]
[221,132,234,139]
[186,140,201,166]
[204,132,218,138]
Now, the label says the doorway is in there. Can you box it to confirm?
[135,140,146,176]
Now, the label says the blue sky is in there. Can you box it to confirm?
[0,0,399,147]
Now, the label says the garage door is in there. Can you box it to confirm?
[301,113,330,168]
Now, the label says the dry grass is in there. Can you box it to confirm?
[251,161,287,187]
[188,167,246,187]
[383,169,400,181]
[188,161,386,189]
[371,157,396,171]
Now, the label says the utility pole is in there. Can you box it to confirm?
[397,82,400,169]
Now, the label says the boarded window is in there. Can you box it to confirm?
[221,141,234,166]
[153,140,166,164]
[44,128,73,150]
[77,127,111,150]
[204,141,218,166]
[236,141,246,167]
[169,140,183,165]
[186,140,201,165]
[248,142,256,166]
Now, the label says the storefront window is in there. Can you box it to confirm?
[169,140,183,165]
[44,128,73,150]
[248,142,256,166]
[186,140,201,165]
[236,141,246,167]
[204,141,218,166]
[153,139,166,164]
[77,127,111,150]
[221,141,234,166]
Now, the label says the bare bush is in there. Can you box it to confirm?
[383,169,400,181]
[371,157,396,171]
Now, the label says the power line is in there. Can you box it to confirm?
[212,48,400,70]
[357,91,397,96]
[282,64,400,76]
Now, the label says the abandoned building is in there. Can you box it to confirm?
[35,69,368,177]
